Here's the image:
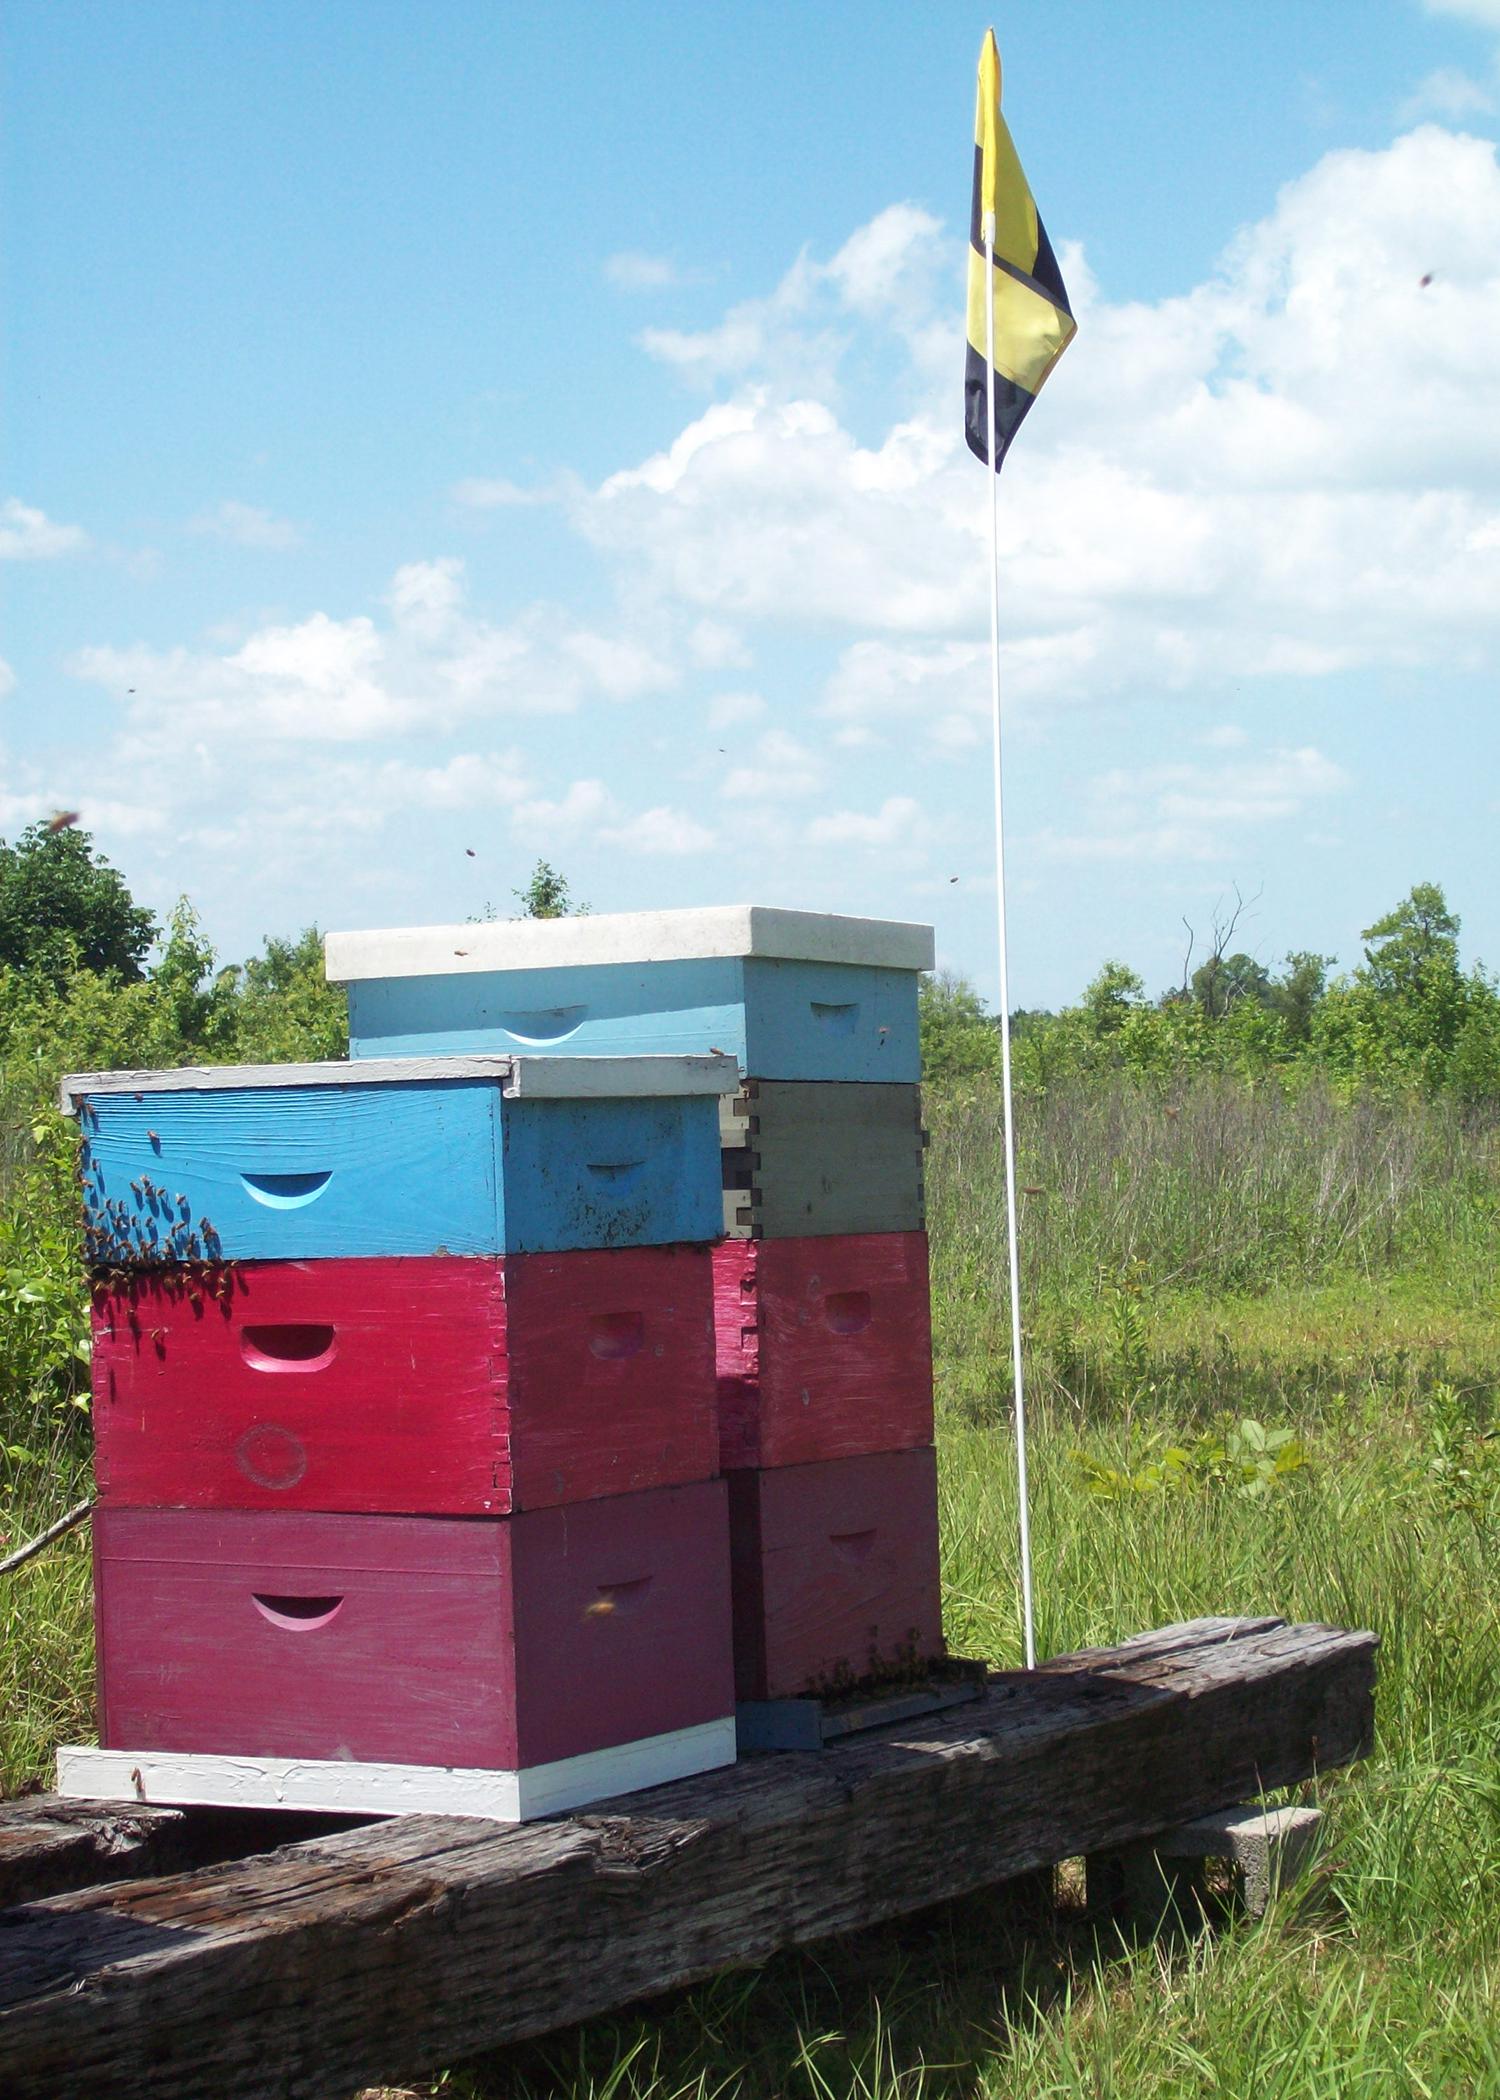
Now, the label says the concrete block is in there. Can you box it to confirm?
[1089,1801,1323,1923]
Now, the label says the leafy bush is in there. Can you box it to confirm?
[1070,1419,1309,1500]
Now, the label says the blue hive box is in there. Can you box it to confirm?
[63,1054,736,1264]
[325,907,934,1084]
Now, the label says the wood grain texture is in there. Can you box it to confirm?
[92,1247,716,1515]
[718,1082,925,1239]
[93,1485,733,1772]
[0,1618,1378,2100]
[726,1449,944,1700]
[77,1082,723,1263]
[346,957,922,1083]
[0,1800,363,1910]
[714,1235,934,1471]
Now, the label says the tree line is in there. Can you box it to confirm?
[0,826,596,1093]
[0,822,1494,1104]
[921,882,1500,1100]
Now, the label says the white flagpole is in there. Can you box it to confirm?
[982,215,1037,1670]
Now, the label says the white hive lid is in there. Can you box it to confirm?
[324,905,935,983]
[59,1052,740,1113]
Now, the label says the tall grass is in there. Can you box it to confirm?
[929,1075,1499,1433]
[928,1073,1498,1302]
[0,1437,92,1787]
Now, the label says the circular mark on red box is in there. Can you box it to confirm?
[235,1424,309,1491]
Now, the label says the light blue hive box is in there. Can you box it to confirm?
[63,1053,737,1264]
[325,906,935,1084]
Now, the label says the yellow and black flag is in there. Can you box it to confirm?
[966,29,1075,471]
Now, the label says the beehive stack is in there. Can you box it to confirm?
[57,1052,741,1821]
[326,906,946,1726]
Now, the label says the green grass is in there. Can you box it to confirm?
[364,1378,1498,2100]
[4,1074,1500,2096]
[0,1417,92,1791]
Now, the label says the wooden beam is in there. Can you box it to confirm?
[0,1618,1376,2100]
[0,1799,363,1910]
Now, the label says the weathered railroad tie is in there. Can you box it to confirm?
[0,1616,1377,2100]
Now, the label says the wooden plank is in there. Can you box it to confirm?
[60,1056,515,1108]
[0,1618,1376,2100]
[504,1054,737,1098]
[723,1082,925,1239]
[713,1234,933,1470]
[0,1801,192,1909]
[60,1053,737,1107]
[727,1450,945,1699]
[57,1718,737,1823]
[91,1485,733,1774]
[0,1799,363,1910]
[326,905,935,980]
[93,1246,716,1516]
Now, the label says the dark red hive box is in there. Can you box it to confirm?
[713,1232,933,1471]
[91,1248,716,1516]
[727,1447,945,1701]
[93,1483,733,1770]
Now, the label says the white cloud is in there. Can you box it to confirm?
[0,657,14,700]
[706,690,765,730]
[388,556,466,630]
[585,396,975,633]
[806,794,925,848]
[686,620,750,670]
[184,749,533,848]
[637,205,942,395]
[190,500,302,550]
[394,752,532,809]
[68,560,674,747]
[823,640,985,749]
[605,251,685,291]
[600,805,715,854]
[639,255,840,394]
[1039,744,1347,864]
[0,498,88,560]
[511,777,713,857]
[449,476,556,509]
[0,784,167,839]
[1424,0,1500,27]
[825,204,943,319]
[513,779,612,837]
[1398,66,1495,121]
[560,630,677,701]
[578,127,1500,722]
[821,634,1102,751]
[721,728,823,800]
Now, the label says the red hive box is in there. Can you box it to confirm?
[91,1247,716,1516]
[93,1482,733,1772]
[713,1232,933,1471]
[727,1448,944,1701]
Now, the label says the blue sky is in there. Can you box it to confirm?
[3,0,1498,1007]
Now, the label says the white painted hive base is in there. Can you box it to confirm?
[56,1718,736,1823]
